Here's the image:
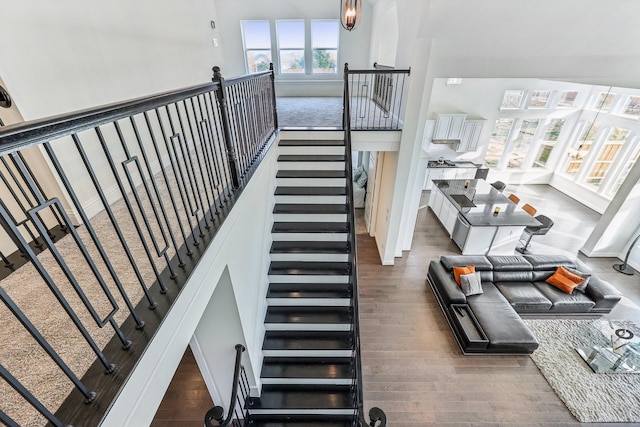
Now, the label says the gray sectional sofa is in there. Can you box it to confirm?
[427,254,622,354]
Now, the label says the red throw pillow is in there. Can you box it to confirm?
[453,265,476,286]
[546,266,584,294]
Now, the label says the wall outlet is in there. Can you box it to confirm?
[212,38,219,47]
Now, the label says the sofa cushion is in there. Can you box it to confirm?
[428,260,467,305]
[563,266,591,293]
[441,255,493,271]
[468,282,505,303]
[487,255,533,271]
[523,254,575,270]
[534,282,596,312]
[493,270,534,282]
[495,282,552,312]
[468,298,538,353]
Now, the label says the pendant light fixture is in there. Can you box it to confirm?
[340,0,362,31]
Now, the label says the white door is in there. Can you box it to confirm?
[364,151,383,236]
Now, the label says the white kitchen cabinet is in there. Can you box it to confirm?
[442,168,458,180]
[442,200,458,235]
[457,120,487,152]
[455,168,477,180]
[433,114,466,140]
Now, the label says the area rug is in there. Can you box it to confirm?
[525,319,640,423]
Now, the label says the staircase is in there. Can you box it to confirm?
[248,133,357,426]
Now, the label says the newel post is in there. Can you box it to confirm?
[212,66,242,189]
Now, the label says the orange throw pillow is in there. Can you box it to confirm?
[453,265,475,286]
[546,266,585,294]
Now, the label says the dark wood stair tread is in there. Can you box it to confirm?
[249,414,354,426]
[261,357,352,379]
[270,241,349,254]
[250,384,354,409]
[272,222,349,234]
[263,331,352,350]
[265,306,352,324]
[275,186,347,196]
[278,155,345,162]
[276,170,347,179]
[273,204,348,214]
[279,140,345,146]
[269,261,350,276]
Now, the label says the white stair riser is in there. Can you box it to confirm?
[265,323,351,331]
[279,132,344,141]
[262,350,352,357]
[267,298,350,306]
[270,253,349,262]
[275,195,347,204]
[268,275,350,284]
[279,145,345,155]
[278,162,345,171]
[273,213,347,222]
[271,233,348,242]
[260,378,352,385]
[276,178,346,187]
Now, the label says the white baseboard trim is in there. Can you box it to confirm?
[190,336,222,406]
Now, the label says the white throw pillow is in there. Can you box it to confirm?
[460,272,483,297]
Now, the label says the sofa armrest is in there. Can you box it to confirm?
[428,260,466,305]
[585,276,622,312]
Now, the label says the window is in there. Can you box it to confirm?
[484,118,514,167]
[528,90,551,108]
[565,122,599,176]
[508,119,539,168]
[533,119,565,168]
[593,92,616,112]
[277,20,305,74]
[609,145,640,196]
[241,21,272,73]
[558,91,578,108]
[501,90,524,109]
[584,127,629,186]
[311,20,338,74]
[623,96,640,117]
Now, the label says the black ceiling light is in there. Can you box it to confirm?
[340,0,362,31]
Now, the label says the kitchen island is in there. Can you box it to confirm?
[428,179,541,254]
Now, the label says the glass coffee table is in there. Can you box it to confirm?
[574,317,640,374]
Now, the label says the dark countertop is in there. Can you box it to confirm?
[432,179,541,227]
[427,160,482,168]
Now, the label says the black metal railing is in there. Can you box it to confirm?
[203,344,250,427]
[345,62,410,131]
[0,66,276,427]
[343,64,387,427]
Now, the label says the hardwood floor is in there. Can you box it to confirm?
[150,347,214,427]
[153,183,640,426]
[357,184,640,426]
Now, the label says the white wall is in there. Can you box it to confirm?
[1,1,223,120]
[373,151,398,264]
[213,0,372,96]
[101,140,278,426]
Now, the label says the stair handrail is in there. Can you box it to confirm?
[203,344,247,427]
[343,63,387,427]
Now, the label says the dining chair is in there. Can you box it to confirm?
[508,194,520,205]
[522,203,537,216]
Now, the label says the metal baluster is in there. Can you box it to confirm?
[95,125,168,293]
[175,99,210,230]
[0,199,115,372]
[70,134,158,309]
[186,96,216,220]
[204,91,232,201]
[129,115,186,268]
[0,250,14,268]
[1,286,97,402]
[0,364,69,427]
[113,120,176,279]
[144,110,195,256]
[41,141,146,327]
[194,95,223,214]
